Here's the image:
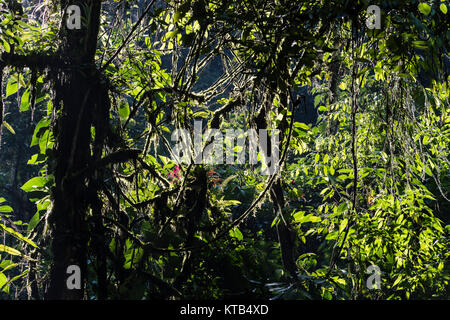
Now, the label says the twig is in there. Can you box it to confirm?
[100,0,157,72]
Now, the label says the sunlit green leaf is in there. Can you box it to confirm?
[0,245,21,256]
[21,176,47,192]
[2,122,15,134]
[229,227,243,241]
[418,3,431,15]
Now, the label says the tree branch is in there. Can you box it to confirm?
[0,52,60,70]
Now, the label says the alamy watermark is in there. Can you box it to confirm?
[66,265,81,290]
[170,121,280,176]
[366,5,381,30]
[366,264,381,290]
[66,5,81,30]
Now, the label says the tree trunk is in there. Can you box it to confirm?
[46,0,102,300]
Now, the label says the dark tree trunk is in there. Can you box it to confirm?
[46,0,102,300]
[271,180,298,280]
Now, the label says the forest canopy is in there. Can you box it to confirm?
[0,0,449,300]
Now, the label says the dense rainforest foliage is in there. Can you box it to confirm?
[0,0,449,300]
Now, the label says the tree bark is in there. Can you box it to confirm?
[46,0,103,300]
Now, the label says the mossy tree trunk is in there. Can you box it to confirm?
[46,0,104,300]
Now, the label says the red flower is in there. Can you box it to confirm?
[168,165,181,182]
[208,169,217,177]
[207,169,221,187]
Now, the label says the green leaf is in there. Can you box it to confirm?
[27,212,40,231]
[339,82,347,90]
[2,40,10,53]
[314,153,320,164]
[0,273,8,293]
[0,245,21,256]
[0,206,13,213]
[325,230,339,240]
[0,224,38,248]
[294,122,310,130]
[1,270,28,292]
[0,260,13,269]
[221,200,241,207]
[393,274,403,287]
[418,3,431,15]
[271,216,279,227]
[21,176,47,192]
[119,101,130,121]
[1,263,17,274]
[412,40,428,49]
[166,30,179,39]
[424,166,433,177]
[339,218,348,233]
[440,3,447,14]
[295,214,321,224]
[6,78,17,97]
[20,88,30,112]
[123,247,143,269]
[174,11,183,23]
[229,227,243,241]
[0,263,19,274]
[2,122,15,134]
[220,175,237,190]
[27,153,47,165]
[192,111,210,119]
[293,211,305,222]
[31,118,51,147]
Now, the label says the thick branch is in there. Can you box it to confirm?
[0,52,60,70]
